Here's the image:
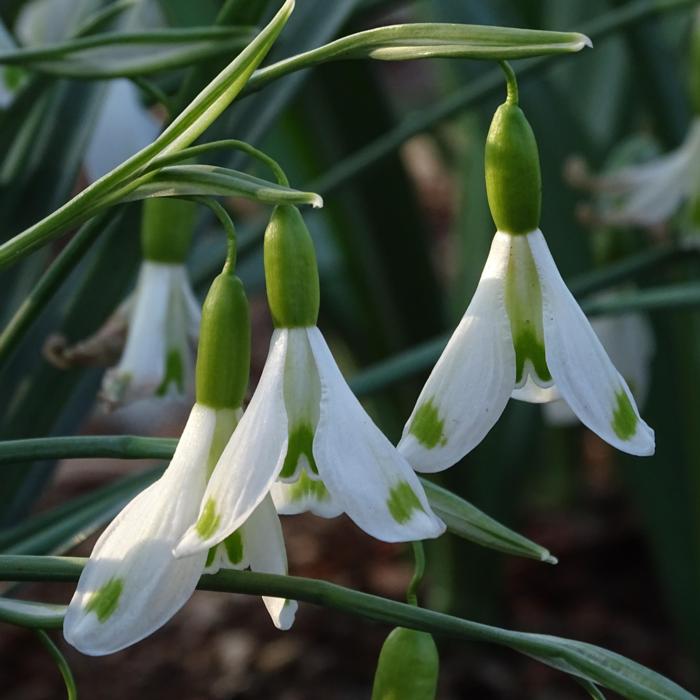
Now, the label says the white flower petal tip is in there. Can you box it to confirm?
[527,231,655,457]
[579,34,593,49]
[310,194,324,209]
[398,233,515,473]
[265,598,298,631]
[271,473,343,518]
[306,328,445,543]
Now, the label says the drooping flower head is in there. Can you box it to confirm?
[101,197,201,406]
[176,205,444,560]
[398,68,655,474]
[64,238,296,656]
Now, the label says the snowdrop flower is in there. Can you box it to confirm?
[101,198,200,407]
[580,118,700,227]
[176,206,444,559]
[399,76,654,473]
[64,265,296,656]
[544,304,654,426]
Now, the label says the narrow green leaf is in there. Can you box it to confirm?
[0,27,258,78]
[0,597,65,629]
[420,478,556,563]
[247,23,590,92]
[121,164,323,208]
[0,0,295,269]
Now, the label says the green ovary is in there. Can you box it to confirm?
[387,481,424,524]
[409,400,447,449]
[280,423,318,479]
[85,578,124,622]
[505,236,551,385]
[195,498,221,539]
[288,471,330,503]
[612,389,638,440]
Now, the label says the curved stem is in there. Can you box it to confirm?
[191,196,238,272]
[146,139,290,186]
[406,541,425,606]
[499,60,519,104]
[35,629,78,700]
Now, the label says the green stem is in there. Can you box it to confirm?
[0,555,694,700]
[500,60,519,104]
[192,197,238,271]
[0,211,120,366]
[406,541,426,606]
[35,629,78,700]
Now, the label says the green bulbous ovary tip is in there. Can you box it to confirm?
[264,205,320,328]
[484,101,542,235]
[196,273,251,410]
[141,197,197,264]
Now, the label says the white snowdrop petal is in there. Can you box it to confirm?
[175,330,290,556]
[241,495,298,630]
[63,404,217,655]
[398,233,516,472]
[511,373,559,403]
[527,230,654,456]
[307,328,445,543]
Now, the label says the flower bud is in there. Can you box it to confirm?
[195,272,250,409]
[141,198,197,264]
[263,205,320,328]
[485,102,541,234]
[371,627,439,700]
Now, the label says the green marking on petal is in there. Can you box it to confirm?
[195,498,221,540]
[387,481,424,524]
[280,423,318,479]
[288,470,330,503]
[612,389,638,440]
[409,400,447,449]
[205,547,217,568]
[504,236,551,385]
[223,530,244,565]
[156,348,185,396]
[85,577,123,623]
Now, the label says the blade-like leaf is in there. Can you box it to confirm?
[0,27,258,78]
[421,478,556,563]
[0,597,65,629]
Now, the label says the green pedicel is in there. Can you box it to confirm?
[264,205,320,328]
[85,578,124,623]
[612,389,638,440]
[409,400,446,449]
[387,482,424,524]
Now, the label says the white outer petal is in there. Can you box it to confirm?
[398,232,516,472]
[528,230,654,455]
[307,328,445,543]
[241,495,298,630]
[175,330,290,556]
[63,404,216,655]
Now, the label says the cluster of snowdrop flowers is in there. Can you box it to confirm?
[175,205,445,559]
[101,198,201,407]
[398,71,655,474]
[64,247,297,655]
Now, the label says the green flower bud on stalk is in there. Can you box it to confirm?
[195,271,251,409]
[485,65,542,234]
[371,627,439,700]
[141,197,197,264]
[263,205,320,328]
